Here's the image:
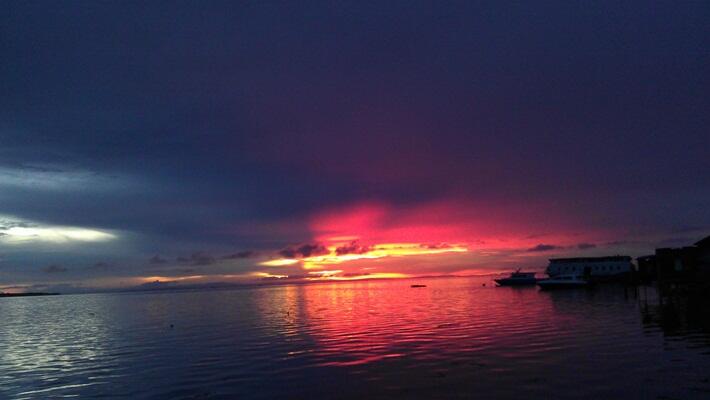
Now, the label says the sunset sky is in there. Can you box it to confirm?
[1,1,709,292]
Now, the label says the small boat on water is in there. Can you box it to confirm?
[494,269,537,286]
[536,274,590,289]
[411,284,427,288]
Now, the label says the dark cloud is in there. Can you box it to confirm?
[342,272,370,277]
[266,274,307,281]
[335,242,372,256]
[577,243,596,250]
[279,243,329,259]
[137,266,197,279]
[43,264,67,273]
[177,252,216,266]
[149,255,168,264]
[525,233,549,239]
[259,275,288,281]
[179,268,195,274]
[604,240,649,247]
[222,251,257,260]
[657,237,695,247]
[90,262,113,270]
[670,226,707,234]
[527,244,563,252]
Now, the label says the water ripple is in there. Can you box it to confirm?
[1,277,710,399]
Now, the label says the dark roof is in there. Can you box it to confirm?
[695,235,710,248]
[549,256,632,263]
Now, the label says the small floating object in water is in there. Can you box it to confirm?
[411,284,427,288]
[482,283,486,286]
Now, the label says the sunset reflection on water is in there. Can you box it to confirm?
[255,278,567,367]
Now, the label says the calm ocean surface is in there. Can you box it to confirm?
[1,276,709,399]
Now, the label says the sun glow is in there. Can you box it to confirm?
[308,270,344,276]
[260,258,300,266]
[253,272,289,279]
[260,242,468,270]
[306,272,409,281]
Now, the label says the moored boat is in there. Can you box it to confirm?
[494,269,537,286]
[536,274,590,289]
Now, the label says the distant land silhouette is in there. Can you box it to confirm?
[0,292,59,298]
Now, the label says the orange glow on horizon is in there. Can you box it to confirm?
[308,270,344,276]
[250,199,617,281]
[307,200,611,252]
[260,258,300,266]
[253,272,289,279]
[306,272,409,281]
[259,242,468,270]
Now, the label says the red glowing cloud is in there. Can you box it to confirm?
[309,198,605,250]
[251,197,622,280]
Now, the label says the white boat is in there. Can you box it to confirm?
[494,269,537,286]
[536,274,590,289]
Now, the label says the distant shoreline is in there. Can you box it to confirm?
[0,292,60,298]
